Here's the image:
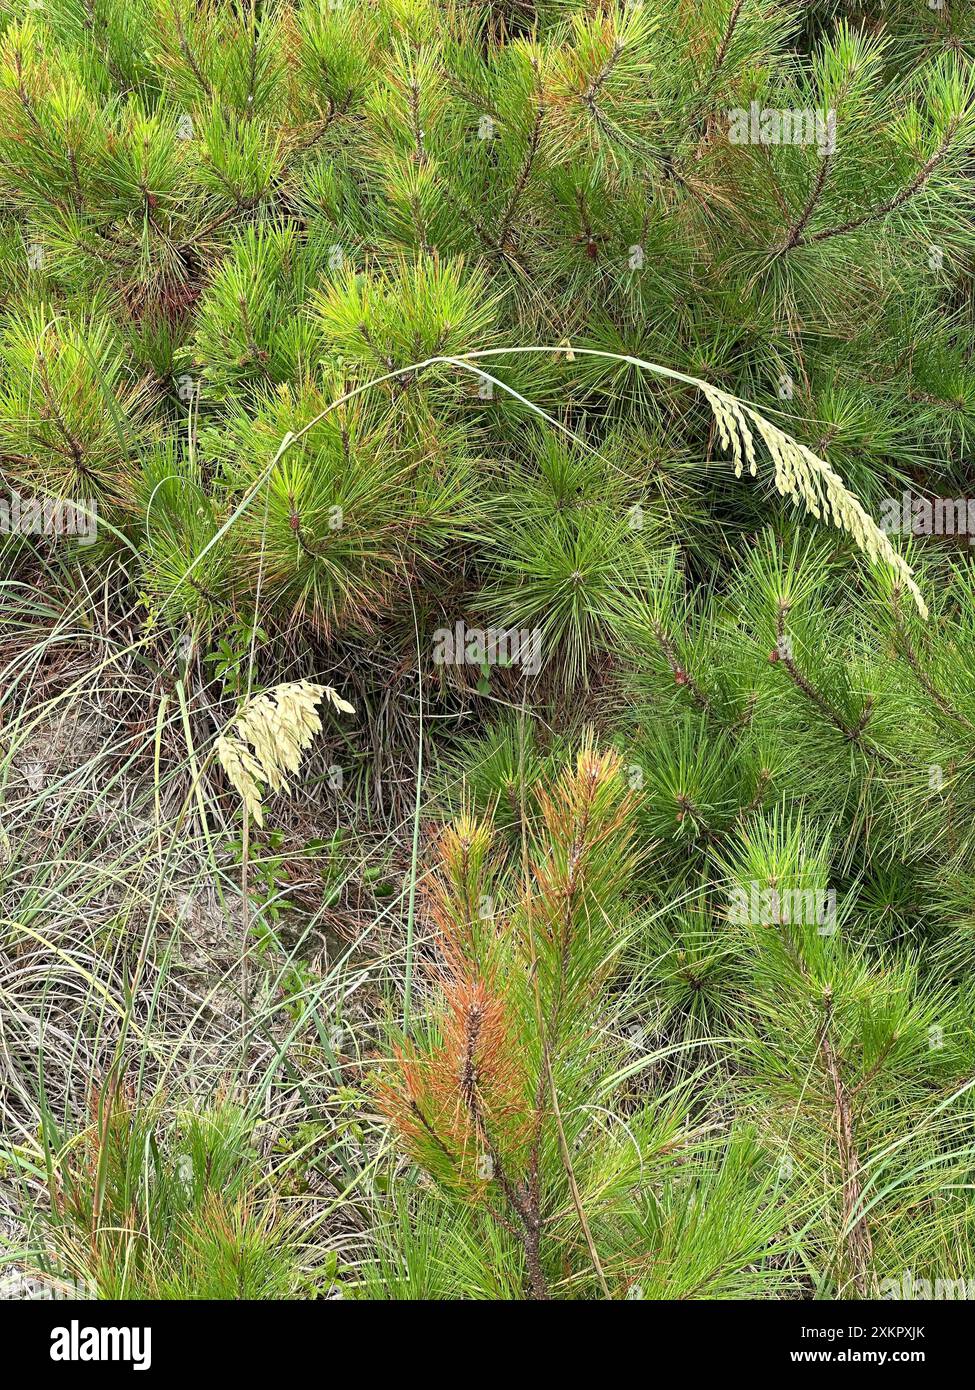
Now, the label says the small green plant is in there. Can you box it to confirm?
[205,619,269,697]
[37,1083,312,1300]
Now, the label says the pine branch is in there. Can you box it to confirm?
[174,10,213,101]
[772,602,885,758]
[781,155,832,251]
[890,588,975,733]
[496,77,545,254]
[790,121,961,248]
[819,990,875,1298]
[650,618,712,711]
[711,0,745,78]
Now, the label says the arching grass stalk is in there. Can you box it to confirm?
[176,347,926,619]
